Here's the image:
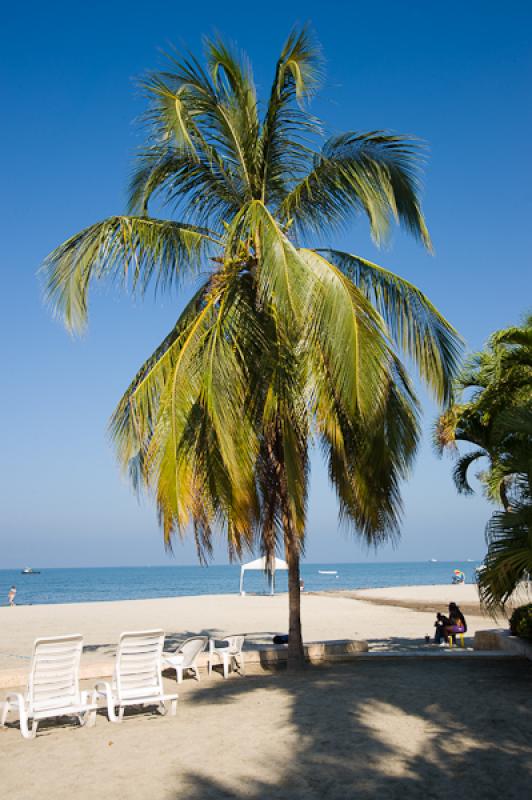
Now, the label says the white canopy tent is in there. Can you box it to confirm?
[239,556,288,595]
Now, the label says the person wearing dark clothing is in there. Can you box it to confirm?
[444,602,467,643]
[434,612,450,644]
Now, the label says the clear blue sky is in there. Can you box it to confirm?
[1,1,531,567]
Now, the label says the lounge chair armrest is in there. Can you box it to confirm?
[2,692,25,714]
[4,692,25,704]
[93,681,113,698]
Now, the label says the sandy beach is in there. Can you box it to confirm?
[0,585,491,680]
[1,586,530,799]
[346,583,531,617]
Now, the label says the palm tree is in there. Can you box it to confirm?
[43,29,461,668]
[435,316,532,507]
[436,316,532,609]
[480,407,532,609]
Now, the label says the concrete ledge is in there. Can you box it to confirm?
[248,638,369,666]
[474,628,532,660]
[0,639,368,689]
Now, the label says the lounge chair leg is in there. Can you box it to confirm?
[10,695,32,739]
[107,701,120,723]
[87,689,98,727]
[19,714,31,739]
[170,698,177,716]
[30,719,39,738]
[223,654,229,679]
[0,701,10,727]
[176,666,183,684]
[85,708,97,728]
[194,666,200,682]
[19,707,34,739]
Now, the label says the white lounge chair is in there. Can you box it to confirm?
[0,634,97,739]
[163,635,208,684]
[94,630,177,722]
[208,635,246,678]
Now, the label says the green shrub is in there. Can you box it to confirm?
[509,603,532,641]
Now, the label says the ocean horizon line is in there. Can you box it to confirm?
[1,558,481,572]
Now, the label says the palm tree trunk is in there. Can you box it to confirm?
[285,534,305,670]
[268,428,306,670]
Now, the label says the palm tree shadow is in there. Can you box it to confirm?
[167,658,532,800]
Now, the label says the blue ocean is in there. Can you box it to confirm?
[0,561,480,606]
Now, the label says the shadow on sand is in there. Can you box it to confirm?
[168,657,531,800]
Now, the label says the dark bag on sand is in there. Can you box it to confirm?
[273,635,289,645]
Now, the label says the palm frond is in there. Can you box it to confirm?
[479,503,532,610]
[260,341,310,541]
[299,248,391,419]
[138,51,255,204]
[452,450,486,495]
[279,132,431,247]
[317,355,419,543]
[128,147,245,227]
[259,27,322,206]
[115,270,263,556]
[224,200,314,325]
[110,279,215,473]
[321,249,462,405]
[42,216,215,332]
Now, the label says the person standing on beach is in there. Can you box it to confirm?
[8,586,16,606]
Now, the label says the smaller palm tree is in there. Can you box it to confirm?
[436,315,532,609]
[481,408,532,609]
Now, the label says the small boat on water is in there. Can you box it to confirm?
[21,567,40,575]
[430,558,438,563]
[318,570,338,575]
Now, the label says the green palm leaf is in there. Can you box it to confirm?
[321,249,463,405]
[280,132,431,247]
[299,248,391,418]
[43,215,215,332]
[479,504,532,610]
[259,27,322,205]
[452,450,487,495]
